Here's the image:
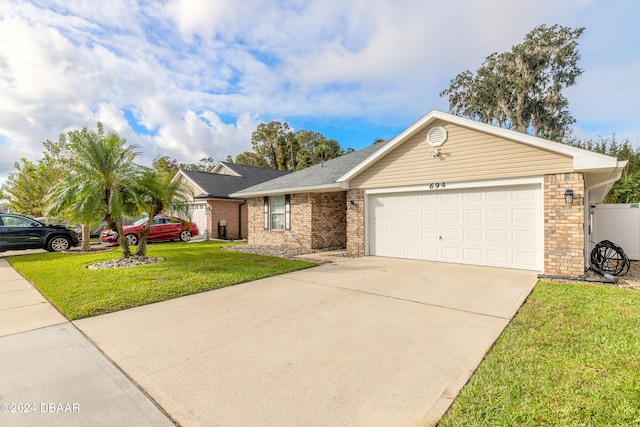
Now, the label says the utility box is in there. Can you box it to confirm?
[592,204,640,260]
[218,220,227,240]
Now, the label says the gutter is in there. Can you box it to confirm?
[238,200,246,239]
[230,182,344,198]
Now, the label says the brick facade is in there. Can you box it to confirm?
[543,172,585,276]
[248,174,588,274]
[311,192,347,249]
[346,189,365,256]
[248,192,346,250]
[205,199,248,240]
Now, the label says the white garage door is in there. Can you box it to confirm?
[189,202,208,238]
[369,185,542,270]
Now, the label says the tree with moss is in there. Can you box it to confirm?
[441,24,584,141]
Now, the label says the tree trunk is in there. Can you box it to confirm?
[105,214,131,258]
[134,221,153,257]
[81,223,91,251]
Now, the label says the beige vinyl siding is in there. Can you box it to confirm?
[350,121,574,189]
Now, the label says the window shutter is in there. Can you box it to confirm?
[263,196,269,230]
[285,195,291,231]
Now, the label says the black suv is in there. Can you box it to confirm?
[0,213,80,252]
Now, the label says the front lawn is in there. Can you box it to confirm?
[439,281,640,426]
[8,241,315,320]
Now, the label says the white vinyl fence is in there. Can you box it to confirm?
[591,204,640,260]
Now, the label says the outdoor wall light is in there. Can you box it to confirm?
[564,189,574,205]
[348,200,356,209]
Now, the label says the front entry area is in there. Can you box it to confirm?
[369,184,542,270]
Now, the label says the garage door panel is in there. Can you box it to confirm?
[442,228,460,241]
[487,250,508,264]
[442,193,461,203]
[369,184,541,270]
[486,230,508,243]
[463,209,483,221]
[486,190,508,202]
[422,210,439,221]
[513,230,536,244]
[403,227,419,238]
[513,209,537,222]
[403,244,420,257]
[441,210,460,221]
[513,188,538,201]
[463,229,483,242]
[441,247,461,260]
[403,210,419,221]
[463,248,484,262]
[512,251,537,268]
[387,227,402,238]
[421,228,439,240]
[486,209,508,222]
[463,192,483,203]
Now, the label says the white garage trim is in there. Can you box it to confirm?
[365,176,543,195]
[365,179,543,271]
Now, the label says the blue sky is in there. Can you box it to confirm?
[1,0,639,182]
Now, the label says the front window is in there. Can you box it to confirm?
[271,195,285,230]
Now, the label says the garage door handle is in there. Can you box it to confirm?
[439,235,443,241]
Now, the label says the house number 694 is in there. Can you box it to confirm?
[429,182,446,189]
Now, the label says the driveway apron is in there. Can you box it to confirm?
[75,256,538,426]
[0,256,174,427]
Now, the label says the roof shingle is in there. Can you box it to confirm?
[231,141,389,197]
[180,163,289,199]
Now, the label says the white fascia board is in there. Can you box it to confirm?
[364,176,543,195]
[210,162,225,174]
[230,183,344,198]
[436,113,621,171]
[169,170,182,184]
[337,111,441,183]
[338,109,621,182]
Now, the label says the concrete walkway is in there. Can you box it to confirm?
[0,256,174,427]
[75,256,538,426]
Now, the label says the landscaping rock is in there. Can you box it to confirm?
[86,256,164,269]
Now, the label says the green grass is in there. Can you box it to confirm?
[8,241,315,320]
[439,281,640,426]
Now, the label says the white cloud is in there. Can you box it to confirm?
[0,0,639,186]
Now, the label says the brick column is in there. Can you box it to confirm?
[346,189,365,256]
[544,173,585,276]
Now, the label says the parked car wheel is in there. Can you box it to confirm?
[179,230,192,242]
[126,234,138,246]
[47,235,71,252]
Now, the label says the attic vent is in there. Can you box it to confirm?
[426,126,448,147]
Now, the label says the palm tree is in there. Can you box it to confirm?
[132,168,193,257]
[45,123,141,258]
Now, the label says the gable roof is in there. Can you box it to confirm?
[176,162,289,199]
[230,110,626,201]
[338,110,622,183]
[230,141,390,197]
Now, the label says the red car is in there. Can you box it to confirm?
[100,215,199,246]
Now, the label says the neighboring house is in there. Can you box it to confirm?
[172,162,289,240]
[231,110,627,276]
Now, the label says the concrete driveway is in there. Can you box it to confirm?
[75,256,538,426]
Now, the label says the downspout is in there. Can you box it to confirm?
[583,161,627,268]
[238,200,247,240]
